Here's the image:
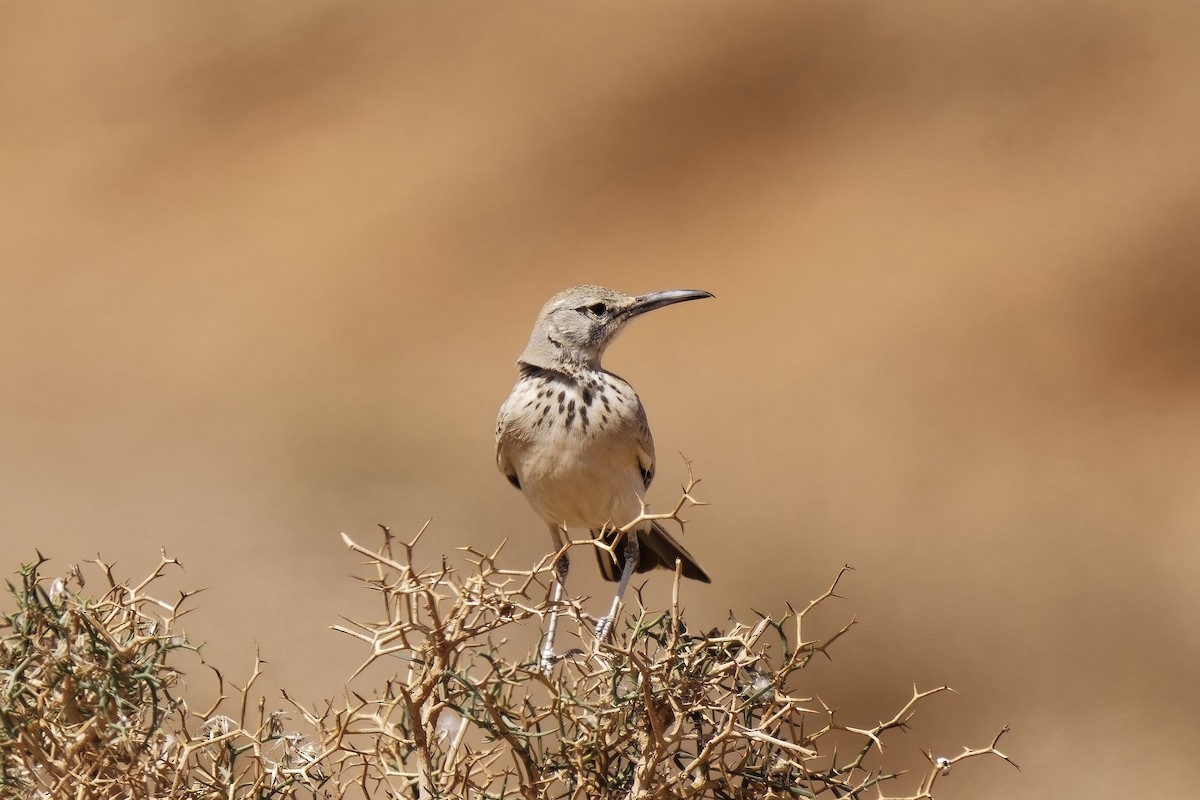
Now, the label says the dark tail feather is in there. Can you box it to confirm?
[594,520,711,583]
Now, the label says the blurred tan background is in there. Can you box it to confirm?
[3,1,1200,796]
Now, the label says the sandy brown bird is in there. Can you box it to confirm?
[496,285,711,666]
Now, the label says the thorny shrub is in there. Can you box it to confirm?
[0,484,1016,799]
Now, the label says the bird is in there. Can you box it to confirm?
[495,285,712,668]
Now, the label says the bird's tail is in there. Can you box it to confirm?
[594,520,711,583]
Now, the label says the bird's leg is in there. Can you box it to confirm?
[541,551,569,670]
[541,526,570,672]
[595,529,639,643]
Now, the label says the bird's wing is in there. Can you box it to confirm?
[495,410,521,490]
[635,401,656,490]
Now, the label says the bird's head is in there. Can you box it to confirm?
[517,285,713,371]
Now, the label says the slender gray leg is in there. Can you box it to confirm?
[541,526,570,672]
[595,530,639,643]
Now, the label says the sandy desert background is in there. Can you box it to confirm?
[4,2,1200,796]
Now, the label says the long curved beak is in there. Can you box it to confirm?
[624,289,714,320]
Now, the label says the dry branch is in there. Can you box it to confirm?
[1,491,1016,799]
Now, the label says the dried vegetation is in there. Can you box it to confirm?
[1,486,1015,799]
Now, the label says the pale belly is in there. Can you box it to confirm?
[513,433,646,531]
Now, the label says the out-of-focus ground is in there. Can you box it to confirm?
[3,2,1199,796]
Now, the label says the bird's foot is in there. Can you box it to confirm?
[538,643,584,673]
[539,643,558,674]
[594,614,615,643]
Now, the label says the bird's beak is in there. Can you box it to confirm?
[624,289,714,320]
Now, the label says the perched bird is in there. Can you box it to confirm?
[496,285,712,666]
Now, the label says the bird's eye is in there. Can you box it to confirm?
[586,303,608,317]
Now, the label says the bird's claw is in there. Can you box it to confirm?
[594,615,615,643]
[539,646,583,673]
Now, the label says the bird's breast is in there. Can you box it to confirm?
[499,370,647,529]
